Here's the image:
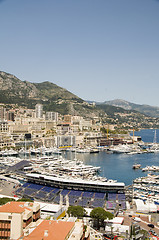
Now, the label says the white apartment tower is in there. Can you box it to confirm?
[35,104,43,119]
[45,111,58,121]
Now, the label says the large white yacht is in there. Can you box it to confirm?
[26,172,125,193]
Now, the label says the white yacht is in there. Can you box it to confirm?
[26,172,125,192]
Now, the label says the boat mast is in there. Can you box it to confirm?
[107,124,109,140]
[153,129,157,144]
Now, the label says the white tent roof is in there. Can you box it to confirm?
[134,199,157,213]
[35,201,61,213]
[105,217,124,224]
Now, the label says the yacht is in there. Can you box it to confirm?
[133,174,159,204]
[26,172,125,193]
[142,166,159,172]
[132,164,141,169]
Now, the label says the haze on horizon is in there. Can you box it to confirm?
[0,0,159,107]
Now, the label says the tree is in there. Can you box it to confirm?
[139,229,148,239]
[0,197,15,205]
[90,207,114,229]
[17,198,33,202]
[67,206,86,218]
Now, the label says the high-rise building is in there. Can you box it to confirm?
[35,104,43,119]
[45,111,58,121]
[0,107,6,121]
[6,111,15,121]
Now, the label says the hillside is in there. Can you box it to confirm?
[103,99,159,118]
[0,71,106,118]
[0,71,80,103]
[1,71,159,129]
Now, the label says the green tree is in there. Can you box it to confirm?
[139,229,149,239]
[90,207,113,229]
[0,197,15,205]
[16,198,33,202]
[67,206,86,218]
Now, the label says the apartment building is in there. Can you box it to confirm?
[0,201,40,240]
[35,104,43,119]
[0,122,8,133]
[0,107,6,121]
[45,111,58,122]
[0,134,14,148]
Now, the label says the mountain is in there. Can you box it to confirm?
[0,71,105,118]
[1,71,159,129]
[103,99,159,118]
[0,71,80,103]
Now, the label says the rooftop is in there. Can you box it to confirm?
[0,202,25,213]
[0,201,38,214]
[21,220,75,240]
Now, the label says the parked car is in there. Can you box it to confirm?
[147,223,154,228]
[133,217,141,222]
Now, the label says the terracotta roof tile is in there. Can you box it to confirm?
[0,202,25,213]
[22,220,75,240]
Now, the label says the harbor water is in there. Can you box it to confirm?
[64,129,159,186]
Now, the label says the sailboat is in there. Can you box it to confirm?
[153,129,157,144]
[150,129,159,152]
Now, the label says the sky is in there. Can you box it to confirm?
[0,0,159,106]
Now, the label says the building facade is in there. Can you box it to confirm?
[35,104,43,119]
[0,201,40,240]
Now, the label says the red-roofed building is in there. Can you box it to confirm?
[19,219,88,240]
[0,201,40,240]
[21,220,75,240]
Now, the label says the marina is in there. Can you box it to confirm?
[0,129,159,187]
[133,174,159,205]
[0,153,127,211]
[0,129,159,204]
[75,149,159,186]
[0,129,159,228]
[0,145,159,186]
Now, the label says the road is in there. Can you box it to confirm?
[124,213,159,238]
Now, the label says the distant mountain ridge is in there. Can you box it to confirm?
[1,71,159,129]
[102,99,159,118]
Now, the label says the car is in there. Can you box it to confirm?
[103,233,110,238]
[103,233,114,239]
[150,230,157,236]
[133,217,141,222]
[147,223,154,228]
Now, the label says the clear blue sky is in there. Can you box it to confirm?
[0,0,159,106]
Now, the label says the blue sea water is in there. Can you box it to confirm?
[64,129,159,186]
[130,128,159,143]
